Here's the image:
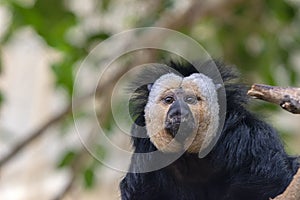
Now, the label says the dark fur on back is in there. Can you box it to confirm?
[120,60,299,200]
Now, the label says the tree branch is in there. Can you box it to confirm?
[0,106,72,168]
[0,65,131,168]
[248,84,300,199]
[247,84,300,114]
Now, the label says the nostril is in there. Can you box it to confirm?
[168,107,191,120]
[169,109,181,118]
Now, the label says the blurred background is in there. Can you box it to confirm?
[0,0,300,199]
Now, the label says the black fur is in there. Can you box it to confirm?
[120,60,299,200]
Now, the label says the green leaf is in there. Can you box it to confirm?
[101,110,114,132]
[86,32,111,48]
[57,150,76,168]
[51,56,75,97]
[83,167,95,188]
[266,0,296,23]
[8,0,77,51]
[0,92,4,105]
[233,4,247,16]
[100,0,111,11]
[95,145,106,159]
[0,54,2,73]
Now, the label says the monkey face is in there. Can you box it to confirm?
[144,73,220,153]
[163,89,197,140]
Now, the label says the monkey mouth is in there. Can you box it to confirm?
[165,117,195,140]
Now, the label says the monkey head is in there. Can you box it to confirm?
[144,73,220,154]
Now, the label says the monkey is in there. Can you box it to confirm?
[119,60,299,200]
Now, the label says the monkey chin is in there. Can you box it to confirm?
[150,118,210,155]
[151,122,205,154]
[150,130,183,153]
[167,124,209,155]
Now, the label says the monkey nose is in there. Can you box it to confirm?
[168,106,190,120]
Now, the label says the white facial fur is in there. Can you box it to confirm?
[144,73,220,153]
[182,73,220,153]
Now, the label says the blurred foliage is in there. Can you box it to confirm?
[1,0,111,97]
[83,166,96,188]
[190,1,299,115]
[2,0,78,96]
[0,91,4,106]
[57,150,77,168]
[0,0,300,192]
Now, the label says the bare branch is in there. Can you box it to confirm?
[52,172,76,200]
[247,84,300,114]
[0,65,131,168]
[0,106,72,168]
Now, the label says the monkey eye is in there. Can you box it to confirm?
[184,95,198,104]
[163,96,174,104]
